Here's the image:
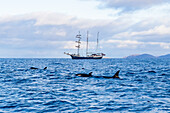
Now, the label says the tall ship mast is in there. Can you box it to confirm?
[75,31,81,56]
[64,31,105,59]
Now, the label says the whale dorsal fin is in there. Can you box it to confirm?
[113,70,120,78]
[44,67,47,70]
[89,72,93,76]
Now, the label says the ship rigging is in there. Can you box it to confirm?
[64,31,105,59]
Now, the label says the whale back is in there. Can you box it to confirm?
[76,72,92,77]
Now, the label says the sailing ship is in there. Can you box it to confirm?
[64,31,105,59]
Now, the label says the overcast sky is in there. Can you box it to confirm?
[0,0,169,58]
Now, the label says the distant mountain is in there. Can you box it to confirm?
[125,54,170,59]
[125,54,156,59]
[158,54,170,58]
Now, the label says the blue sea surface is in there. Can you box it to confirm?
[0,58,169,112]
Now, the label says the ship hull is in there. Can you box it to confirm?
[71,55,102,59]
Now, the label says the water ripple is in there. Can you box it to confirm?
[0,58,169,112]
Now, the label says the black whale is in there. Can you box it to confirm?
[76,70,120,79]
[30,67,47,70]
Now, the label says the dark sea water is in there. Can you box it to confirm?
[0,58,169,113]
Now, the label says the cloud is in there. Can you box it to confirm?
[97,0,170,11]
[114,25,170,38]
[107,3,170,44]
[131,25,170,36]
[105,39,170,49]
[12,12,111,29]
[0,10,169,58]
[35,28,66,37]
